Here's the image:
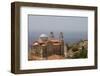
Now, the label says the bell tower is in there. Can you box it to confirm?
[59,32,64,56]
[59,32,63,41]
[50,32,54,39]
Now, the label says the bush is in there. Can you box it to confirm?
[73,49,87,58]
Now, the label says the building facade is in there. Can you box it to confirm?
[31,32,65,59]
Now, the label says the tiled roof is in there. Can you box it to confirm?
[32,39,61,46]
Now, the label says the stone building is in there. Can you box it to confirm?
[31,32,66,59]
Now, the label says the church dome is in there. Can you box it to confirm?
[39,34,48,41]
[40,34,48,38]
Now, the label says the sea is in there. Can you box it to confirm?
[28,31,87,48]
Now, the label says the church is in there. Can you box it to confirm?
[31,32,66,59]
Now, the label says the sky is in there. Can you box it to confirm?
[28,15,88,46]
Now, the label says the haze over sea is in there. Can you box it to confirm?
[28,15,88,47]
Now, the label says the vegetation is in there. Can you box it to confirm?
[67,40,88,59]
